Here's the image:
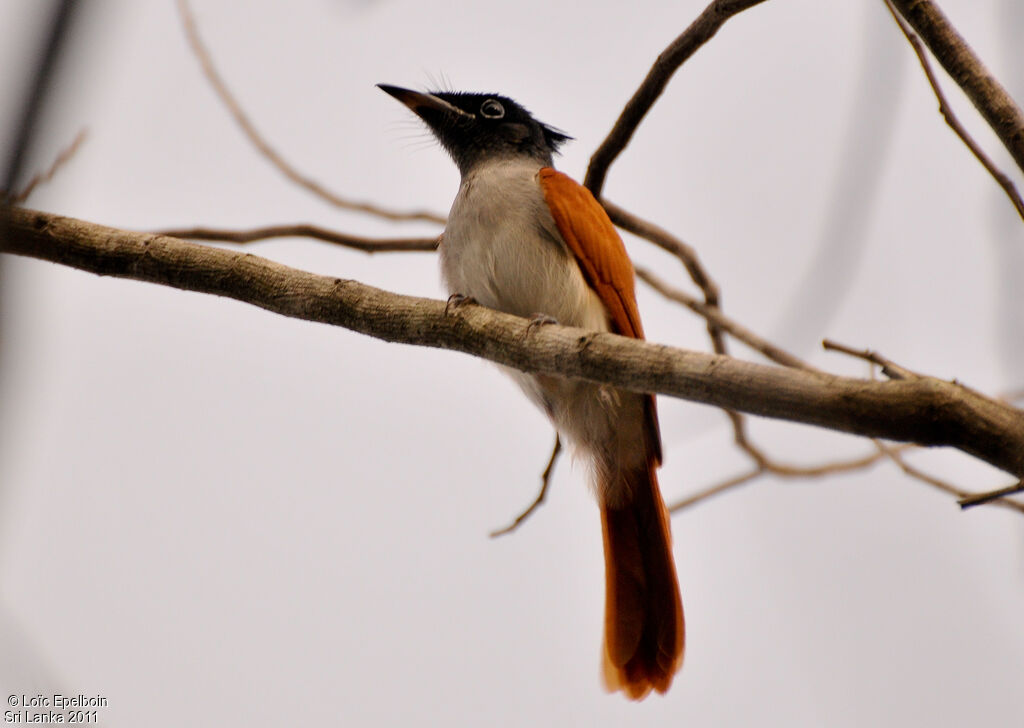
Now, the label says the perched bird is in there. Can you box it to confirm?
[379,84,684,699]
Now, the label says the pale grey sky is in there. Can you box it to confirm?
[2,1,1023,726]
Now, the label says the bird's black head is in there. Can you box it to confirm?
[378,84,571,175]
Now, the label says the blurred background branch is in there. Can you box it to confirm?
[175,0,446,224]
[0,0,84,705]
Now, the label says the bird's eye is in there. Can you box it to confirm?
[480,99,505,119]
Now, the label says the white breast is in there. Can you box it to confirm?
[440,160,645,487]
[440,159,609,332]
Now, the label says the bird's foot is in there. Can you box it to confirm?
[521,313,559,340]
[444,293,476,315]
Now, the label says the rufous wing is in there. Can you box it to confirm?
[538,167,661,462]
[538,168,645,339]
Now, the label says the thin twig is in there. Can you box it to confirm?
[174,0,445,225]
[638,267,815,372]
[584,0,770,196]
[490,436,561,537]
[604,200,727,348]
[959,481,1024,509]
[156,224,438,253]
[883,0,1024,222]
[667,440,1024,516]
[823,338,920,380]
[874,440,1024,514]
[668,467,764,512]
[604,201,720,312]
[769,447,909,477]
[9,129,87,204]
[668,445,914,512]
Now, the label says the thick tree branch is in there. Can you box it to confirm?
[889,0,1024,174]
[583,0,769,196]
[5,206,1024,481]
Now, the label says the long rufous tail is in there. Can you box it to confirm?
[600,462,684,700]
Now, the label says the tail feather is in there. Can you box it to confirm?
[600,463,684,699]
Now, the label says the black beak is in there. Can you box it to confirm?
[377,84,473,120]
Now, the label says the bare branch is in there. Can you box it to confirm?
[822,338,921,380]
[638,267,814,372]
[959,480,1024,509]
[888,0,1024,175]
[6,207,1024,481]
[604,201,726,346]
[884,0,1024,222]
[667,467,764,512]
[668,441,1024,515]
[8,129,87,204]
[874,441,1024,513]
[174,0,445,225]
[490,436,561,538]
[604,202,719,307]
[156,223,438,253]
[584,0,769,196]
[668,444,913,513]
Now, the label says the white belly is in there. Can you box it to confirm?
[438,160,648,492]
[440,159,608,332]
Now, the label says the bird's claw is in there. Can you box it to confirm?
[522,313,559,340]
[445,293,476,315]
